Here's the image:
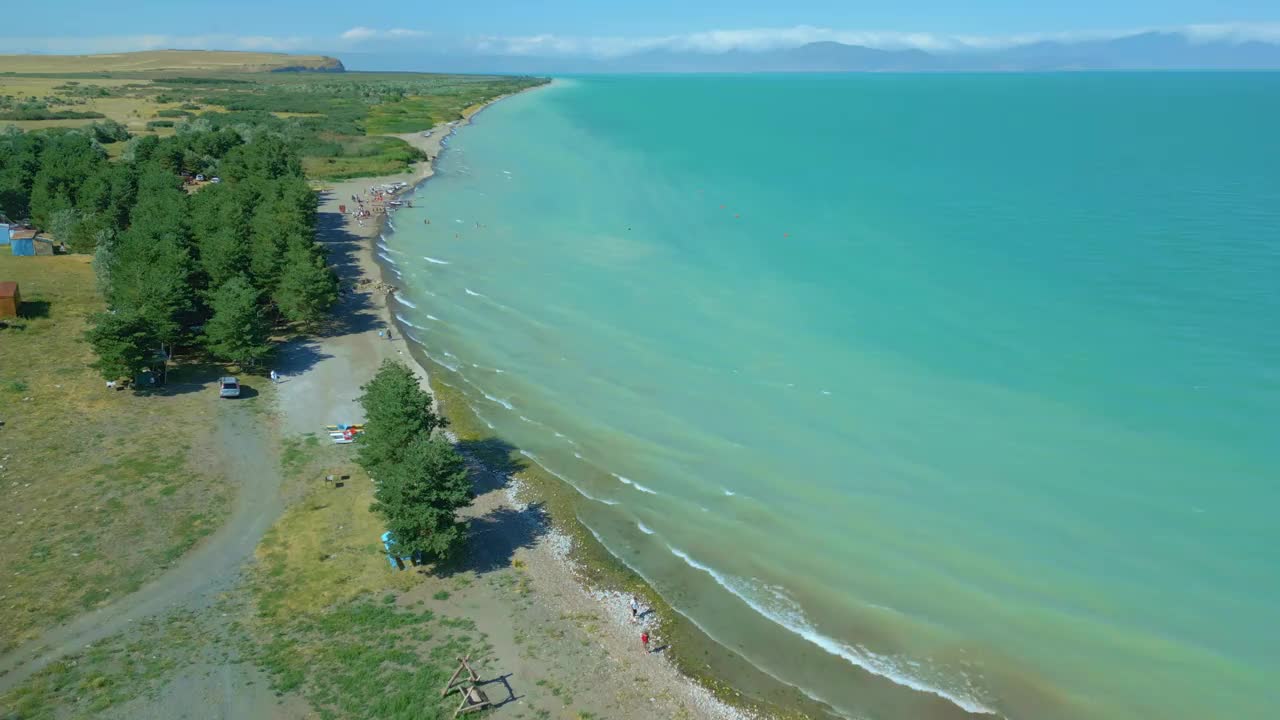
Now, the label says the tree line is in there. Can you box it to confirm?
[0,121,339,377]
[357,360,472,564]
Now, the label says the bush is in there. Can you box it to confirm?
[0,108,105,120]
[145,120,176,129]
[88,119,130,143]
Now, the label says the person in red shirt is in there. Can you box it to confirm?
[640,632,650,653]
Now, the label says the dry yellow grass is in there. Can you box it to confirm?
[253,438,412,618]
[0,49,342,74]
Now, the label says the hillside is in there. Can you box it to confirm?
[0,49,344,74]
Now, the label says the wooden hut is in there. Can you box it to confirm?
[0,282,19,318]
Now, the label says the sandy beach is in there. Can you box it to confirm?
[274,99,755,720]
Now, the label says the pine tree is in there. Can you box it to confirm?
[274,241,338,328]
[85,309,157,380]
[203,276,273,368]
[356,360,446,476]
[370,436,473,561]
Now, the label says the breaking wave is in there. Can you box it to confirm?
[393,313,427,330]
[612,473,658,495]
[518,451,619,506]
[664,545,995,716]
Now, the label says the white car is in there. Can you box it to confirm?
[218,377,240,398]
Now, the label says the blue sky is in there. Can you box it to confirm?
[4,0,1280,55]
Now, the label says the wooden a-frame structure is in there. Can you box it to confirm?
[441,655,492,717]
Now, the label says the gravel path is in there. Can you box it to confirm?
[0,402,285,693]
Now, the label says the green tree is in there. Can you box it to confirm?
[274,241,338,328]
[87,119,130,143]
[247,178,314,292]
[85,310,157,380]
[106,227,195,349]
[0,128,45,220]
[219,133,301,181]
[47,207,80,248]
[370,436,472,561]
[92,228,117,296]
[28,131,103,228]
[356,360,445,476]
[203,276,272,368]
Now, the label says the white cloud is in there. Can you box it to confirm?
[340,27,378,41]
[340,27,428,42]
[387,28,427,38]
[2,21,1277,59]
[465,21,1280,57]
[1181,22,1280,44]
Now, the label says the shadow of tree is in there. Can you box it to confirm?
[441,502,549,577]
[19,300,50,319]
[311,190,389,339]
[273,337,336,377]
[456,437,526,496]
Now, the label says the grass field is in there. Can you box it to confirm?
[0,609,219,719]
[1,63,545,179]
[245,436,494,720]
[0,254,233,654]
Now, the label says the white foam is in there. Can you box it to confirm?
[482,392,514,410]
[376,251,398,266]
[423,256,451,265]
[573,452,583,459]
[386,220,396,231]
[426,314,442,322]
[723,488,737,497]
[637,522,656,535]
[393,313,426,331]
[422,351,459,372]
[520,451,619,506]
[464,287,485,297]
[665,545,996,715]
[393,295,417,309]
[612,473,658,495]
[471,408,495,430]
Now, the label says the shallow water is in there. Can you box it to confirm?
[385,74,1280,719]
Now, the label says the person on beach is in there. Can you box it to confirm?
[269,370,279,383]
[640,631,650,654]
[630,596,639,623]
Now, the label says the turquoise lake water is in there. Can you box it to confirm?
[381,74,1280,720]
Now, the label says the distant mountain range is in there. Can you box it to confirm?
[341,32,1280,73]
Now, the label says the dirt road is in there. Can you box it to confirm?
[0,401,285,693]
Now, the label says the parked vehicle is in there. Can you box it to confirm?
[218,377,240,398]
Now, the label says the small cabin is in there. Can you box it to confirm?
[0,282,19,318]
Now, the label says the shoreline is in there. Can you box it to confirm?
[331,85,829,719]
